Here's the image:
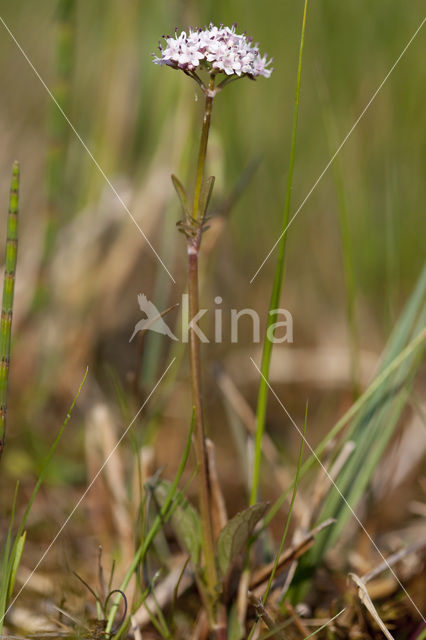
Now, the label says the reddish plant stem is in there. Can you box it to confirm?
[187,241,218,598]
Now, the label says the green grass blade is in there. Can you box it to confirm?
[0,482,19,633]
[251,0,309,506]
[264,323,425,528]
[16,366,88,539]
[287,264,426,595]
[1,483,19,583]
[0,368,88,631]
[6,531,26,603]
[312,312,425,558]
[0,161,19,458]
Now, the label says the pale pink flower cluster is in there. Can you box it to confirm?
[153,23,273,79]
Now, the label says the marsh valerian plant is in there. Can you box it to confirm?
[154,22,272,633]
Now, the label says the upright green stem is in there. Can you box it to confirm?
[187,73,218,601]
[187,247,218,596]
[0,162,19,459]
[250,0,308,505]
[192,75,215,222]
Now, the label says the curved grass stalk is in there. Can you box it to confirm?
[250,0,309,506]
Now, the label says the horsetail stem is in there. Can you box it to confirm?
[0,162,19,458]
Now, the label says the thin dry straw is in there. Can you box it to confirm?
[0,162,19,458]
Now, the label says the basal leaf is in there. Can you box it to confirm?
[153,480,202,567]
[217,502,268,578]
[7,531,26,602]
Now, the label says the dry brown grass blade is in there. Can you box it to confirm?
[130,616,143,640]
[206,438,228,538]
[236,567,250,633]
[247,592,287,640]
[249,518,334,595]
[362,539,426,584]
[131,557,193,629]
[85,403,134,565]
[283,601,310,636]
[349,572,396,640]
[190,608,209,640]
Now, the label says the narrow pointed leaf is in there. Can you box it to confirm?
[0,482,19,631]
[217,502,268,578]
[153,479,202,567]
[7,531,26,602]
[288,265,426,603]
[198,175,215,221]
[312,265,426,559]
[171,174,191,219]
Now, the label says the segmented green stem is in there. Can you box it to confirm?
[32,0,75,311]
[250,0,309,505]
[0,162,19,458]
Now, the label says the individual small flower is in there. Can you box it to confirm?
[153,23,273,81]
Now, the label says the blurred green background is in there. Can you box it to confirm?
[0,0,425,550]
[1,1,425,319]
